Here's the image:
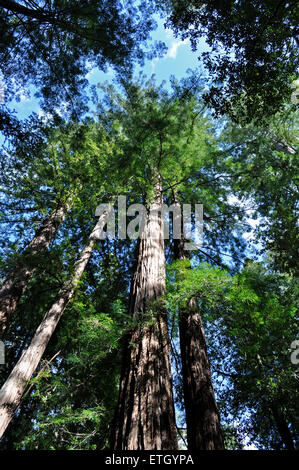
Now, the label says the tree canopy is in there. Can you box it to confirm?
[0,0,297,453]
[158,0,299,122]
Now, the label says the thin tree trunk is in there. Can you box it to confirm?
[174,236,224,450]
[0,206,112,439]
[257,355,295,450]
[0,201,71,336]
[111,181,178,450]
[270,403,295,450]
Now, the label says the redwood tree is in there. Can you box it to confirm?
[0,119,113,335]
[111,180,178,450]
[0,200,71,335]
[173,235,224,450]
[99,76,241,449]
[0,205,113,438]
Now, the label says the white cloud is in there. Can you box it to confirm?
[166,39,187,59]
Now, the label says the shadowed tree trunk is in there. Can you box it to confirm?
[270,403,295,450]
[111,181,178,450]
[174,234,224,450]
[0,205,113,439]
[0,200,72,336]
[256,355,295,450]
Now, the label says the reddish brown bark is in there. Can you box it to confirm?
[0,207,112,438]
[174,237,224,450]
[0,202,71,336]
[111,183,178,450]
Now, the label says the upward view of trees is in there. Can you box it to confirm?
[158,0,299,122]
[0,0,297,451]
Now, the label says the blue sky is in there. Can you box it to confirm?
[2,16,259,256]
[0,12,262,449]
[88,15,210,85]
[6,15,210,120]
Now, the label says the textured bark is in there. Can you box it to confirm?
[0,202,71,336]
[0,207,112,439]
[111,182,178,450]
[174,237,224,450]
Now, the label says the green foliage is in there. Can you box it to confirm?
[222,108,299,275]
[167,260,232,317]
[3,271,129,450]
[0,61,297,451]
[0,0,163,119]
[167,259,298,449]
[159,0,299,123]
[95,74,248,266]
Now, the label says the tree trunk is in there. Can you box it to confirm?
[0,206,112,439]
[256,355,295,450]
[174,236,224,450]
[0,201,71,336]
[111,182,178,450]
[270,403,295,450]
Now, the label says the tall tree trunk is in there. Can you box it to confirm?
[0,201,71,336]
[174,236,224,450]
[111,181,178,450]
[0,206,112,439]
